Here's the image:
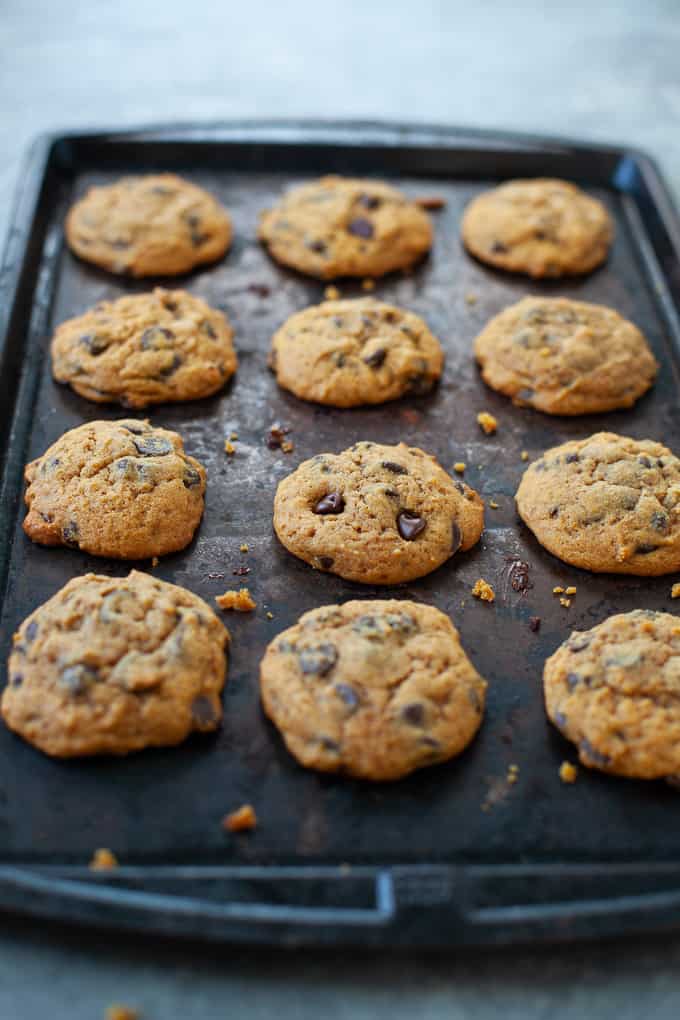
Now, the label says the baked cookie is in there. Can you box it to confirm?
[269,298,443,407]
[474,296,657,415]
[260,599,486,780]
[545,610,680,779]
[461,178,612,278]
[51,288,237,408]
[516,433,680,575]
[258,176,432,279]
[273,441,484,584]
[2,570,228,757]
[65,174,232,277]
[23,419,206,560]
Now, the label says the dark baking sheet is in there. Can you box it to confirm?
[2,121,680,947]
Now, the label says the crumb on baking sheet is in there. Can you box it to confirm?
[324,285,341,300]
[529,616,541,632]
[223,804,258,832]
[521,450,529,461]
[266,422,293,453]
[415,195,447,210]
[240,543,249,553]
[553,586,564,594]
[105,1006,140,1020]
[507,763,520,785]
[559,761,578,784]
[224,440,236,455]
[150,556,159,568]
[89,848,119,872]
[464,291,478,305]
[233,565,250,576]
[215,588,256,612]
[672,583,680,599]
[559,597,571,608]
[266,611,274,620]
[565,586,577,596]
[453,462,466,474]
[361,278,375,291]
[489,499,499,509]
[472,578,495,603]
[477,411,497,435]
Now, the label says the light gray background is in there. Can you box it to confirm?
[2,1,680,1017]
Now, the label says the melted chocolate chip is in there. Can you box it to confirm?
[635,543,658,555]
[62,521,80,547]
[314,492,345,515]
[183,466,202,489]
[381,461,408,475]
[491,240,509,254]
[397,510,426,540]
[80,333,110,355]
[357,194,381,210]
[25,621,38,643]
[405,373,433,396]
[11,674,23,687]
[638,455,652,468]
[401,702,425,726]
[141,326,174,350]
[299,643,337,676]
[451,521,462,554]
[579,738,611,767]
[565,453,579,464]
[306,239,327,254]
[191,695,217,725]
[318,556,335,570]
[201,320,217,339]
[121,422,148,435]
[59,663,99,694]
[508,560,531,593]
[566,672,581,690]
[347,218,374,239]
[651,511,669,533]
[529,616,541,632]
[132,435,173,456]
[159,352,182,377]
[554,710,568,729]
[335,683,359,712]
[549,506,560,518]
[364,348,386,369]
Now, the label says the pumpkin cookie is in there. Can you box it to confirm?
[2,571,228,757]
[65,174,231,277]
[260,599,486,780]
[545,610,680,779]
[516,433,680,575]
[258,176,433,279]
[51,288,237,408]
[269,298,443,407]
[462,178,612,278]
[23,419,206,560]
[273,441,484,584]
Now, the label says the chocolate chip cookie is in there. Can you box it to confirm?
[273,441,484,584]
[545,610,680,779]
[516,433,680,574]
[258,176,433,279]
[2,570,228,757]
[65,174,232,277]
[51,288,237,408]
[474,296,657,415]
[23,419,206,560]
[260,599,486,780]
[269,298,443,407]
[462,178,612,278]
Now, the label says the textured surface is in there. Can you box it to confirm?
[461,179,613,278]
[474,297,657,415]
[23,419,206,559]
[260,600,486,780]
[544,610,680,778]
[270,298,443,407]
[516,433,680,575]
[65,174,232,277]
[51,287,237,408]
[2,570,228,757]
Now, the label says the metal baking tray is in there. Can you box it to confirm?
[2,120,680,948]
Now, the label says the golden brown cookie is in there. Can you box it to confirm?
[51,288,237,408]
[2,571,228,757]
[474,297,657,415]
[260,599,486,780]
[23,419,206,560]
[65,174,232,277]
[516,433,680,575]
[273,441,484,584]
[544,610,680,779]
[258,176,433,279]
[461,178,612,278]
[269,298,443,407]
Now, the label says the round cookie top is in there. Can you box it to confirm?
[516,432,680,575]
[269,298,444,407]
[23,419,206,560]
[461,178,612,278]
[474,296,657,415]
[51,288,238,409]
[65,174,232,277]
[260,599,486,781]
[2,571,228,757]
[258,176,433,279]
[545,610,680,779]
[273,441,484,584]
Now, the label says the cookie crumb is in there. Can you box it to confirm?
[672,583,680,599]
[472,578,495,603]
[224,440,236,455]
[230,431,239,440]
[507,763,520,785]
[477,411,498,435]
[223,804,257,832]
[553,586,565,594]
[281,439,294,454]
[233,565,250,576]
[248,283,270,298]
[361,278,375,291]
[521,450,529,462]
[215,588,256,613]
[529,616,541,632]
[464,291,478,305]
[240,543,249,553]
[150,556,159,568]
[565,586,577,596]
[489,499,499,509]
[453,462,466,474]
[266,611,274,620]
[559,597,571,608]
[324,285,341,300]
[266,422,292,451]
[415,195,447,210]
[106,1006,139,1020]
[89,848,119,872]
[559,761,578,784]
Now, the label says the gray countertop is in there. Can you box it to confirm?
[2,1,680,1017]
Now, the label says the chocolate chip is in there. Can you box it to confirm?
[59,663,99,694]
[529,616,541,632]
[80,333,110,355]
[266,422,291,450]
[357,194,381,210]
[554,711,568,730]
[158,352,182,378]
[516,387,534,402]
[579,738,611,767]
[335,683,359,712]
[275,640,295,654]
[191,695,217,725]
[132,435,173,456]
[140,326,174,351]
[25,621,38,643]
[40,457,60,475]
[185,213,209,247]
[299,643,337,676]
[183,466,202,488]
[566,672,581,690]
[638,455,652,468]
[320,737,341,753]
[314,492,345,515]
[334,352,346,367]
[347,218,374,239]
[11,674,23,688]
[549,506,560,518]
[201,320,217,339]
[318,556,334,570]
[397,510,426,540]
[62,520,79,547]
[381,461,408,475]
[401,702,425,726]
[491,240,508,253]
[451,521,462,553]
[565,453,579,464]
[109,239,130,250]
[635,543,658,555]
[364,348,386,369]
[306,239,327,253]
[508,560,532,593]
[385,612,418,635]
[651,511,669,533]
[120,421,148,435]
[332,317,344,328]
